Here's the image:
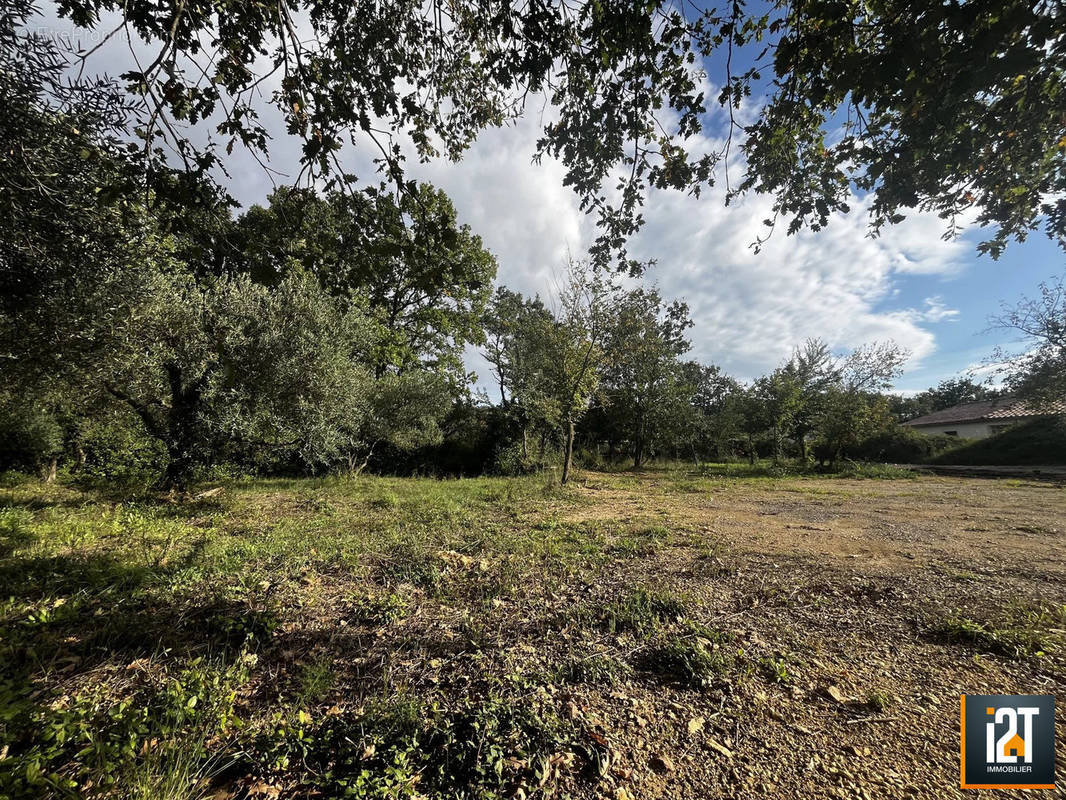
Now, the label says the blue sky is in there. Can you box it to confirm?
[883,234,1063,393]
[37,1,1066,393]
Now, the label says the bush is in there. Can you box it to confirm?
[847,426,956,463]
[76,414,168,490]
[0,404,63,476]
[927,416,1066,466]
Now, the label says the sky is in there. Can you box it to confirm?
[33,4,1066,395]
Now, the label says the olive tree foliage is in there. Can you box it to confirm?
[0,4,447,486]
[98,270,375,485]
[991,276,1066,409]
[53,0,1066,266]
[0,0,139,352]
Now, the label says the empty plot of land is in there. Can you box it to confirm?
[1,470,1064,799]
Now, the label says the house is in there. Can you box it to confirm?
[902,396,1066,440]
[1003,731,1026,760]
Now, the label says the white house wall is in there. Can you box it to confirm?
[911,421,995,439]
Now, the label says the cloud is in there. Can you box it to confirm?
[916,297,961,323]
[51,3,976,388]
[397,109,972,384]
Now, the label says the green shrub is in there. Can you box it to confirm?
[251,695,586,799]
[927,416,1066,466]
[849,426,956,463]
[77,415,168,490]
[644,633,734,689]
[0,404,63,476]
[0,655,250,800]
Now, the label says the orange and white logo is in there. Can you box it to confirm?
[961,694,1055,789]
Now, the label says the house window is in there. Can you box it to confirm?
[944,430,958,436]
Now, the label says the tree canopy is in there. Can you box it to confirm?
[46,0,1066,266]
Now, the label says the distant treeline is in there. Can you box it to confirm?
[3,8,1062,489]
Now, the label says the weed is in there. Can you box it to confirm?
[208,606,279,647]
[587,588,689,634]
[368,492,400,510]
[296,657,336,706]
[556,653,631,686]
[834,462,918,480]
[865,690,895,712]
[377,541,443,592]
[350,591,410,626]
[0,654,250,799]
[0,508,36,557]
[250,694,588,798]
[758,655,793,685]
[609,523,672,557]
[644,633,735,689]
[932,603,1066,658]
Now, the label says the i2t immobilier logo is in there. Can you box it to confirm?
[961,694,1056,789]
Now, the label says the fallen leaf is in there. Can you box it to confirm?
[687,716,705,735]
[826,685,847,704]
[247,781,281,798]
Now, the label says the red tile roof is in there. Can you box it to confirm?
[902,396,1066,427]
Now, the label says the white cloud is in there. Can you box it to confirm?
[916,297,961,323]
[397,108,972,384]
[52,3,976,388]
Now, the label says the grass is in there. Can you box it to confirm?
[931,603,1066,659]
[2,466,1064,798]
[644,631,736,689]
[556,653,632,686]
[584,588,690,634]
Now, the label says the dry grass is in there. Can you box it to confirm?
[2,467,1064,799]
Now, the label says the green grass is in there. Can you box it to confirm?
[2,467,1059,798]
[583,588,690,634]
[932,603,1066,658]
[555,653,632,686]
[0,473,596,799]
[643,630,736,689]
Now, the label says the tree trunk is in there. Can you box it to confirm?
[159,363,205,490]
[799,434,807,463]
[43,458,57,483]
[561,416,575,484]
